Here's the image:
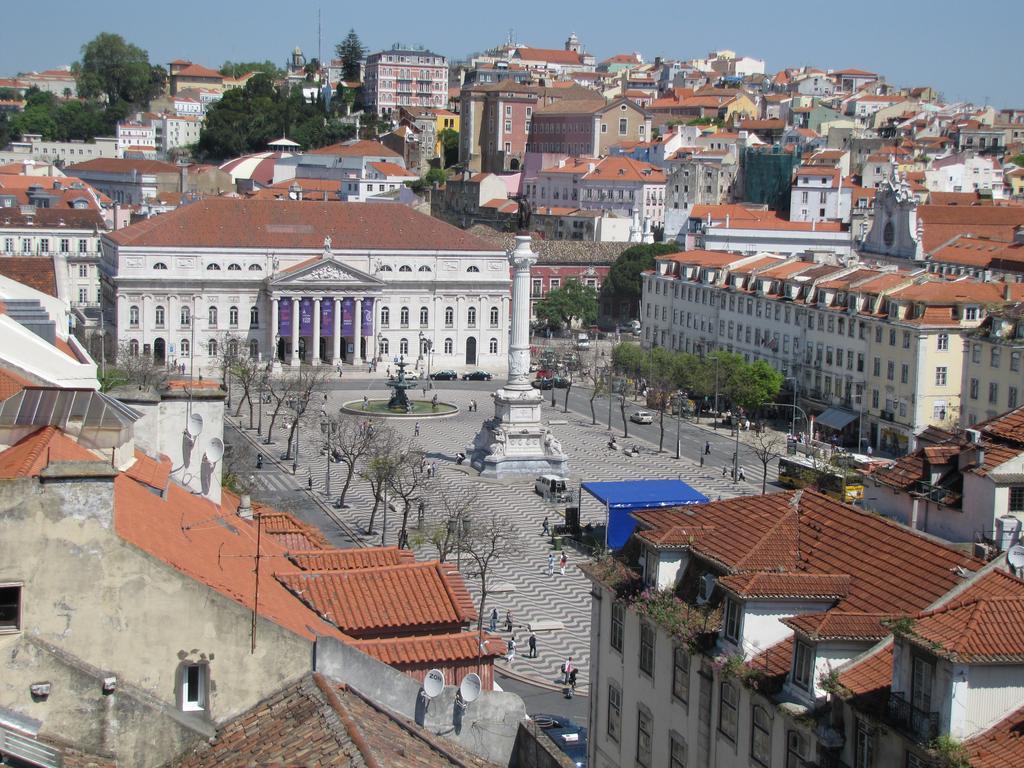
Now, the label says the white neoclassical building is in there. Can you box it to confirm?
[101,198,511,375]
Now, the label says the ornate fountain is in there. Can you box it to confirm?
[386,357,417,412]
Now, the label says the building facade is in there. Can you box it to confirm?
[363,47,448,115]
[101,198,511,375]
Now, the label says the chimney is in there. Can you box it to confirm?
[1006,280,1014,301]
[1014,224,1024,245]
[238,493,253,520]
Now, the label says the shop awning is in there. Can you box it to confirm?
[581,479,708,549]
[815,407,859,431]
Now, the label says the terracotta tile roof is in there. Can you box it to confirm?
[292,547,415,570]
[977,405,1024,445]
[718,573,852,600]
[632,490,982,615]
[0,256,58,296]
[748,636,794,687]
[115,476,347,642]
[0,425,99,478]
[838,644,893,702]
[534,97,605,115]
[368,161,417,178]
[349,632,502,665]
[513,46,583,65]
[66,158,181,175]
[782,611,891,641]
[309,139,402,158]
[901,595,1024,662]
[0,366,32,400]
[277,562,476,637]
[124,448,171,492]
[106,198,501,252]
[758,260,815,279]
[654,249,746,269]
[255,509,332,551]
[919,204,1024,252]
[716,216,846,233]
[173,63,223,79]
[966,705,1024,768]
[889,279,1013,305]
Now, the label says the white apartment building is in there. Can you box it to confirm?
[101,198,511,375]
[961,303,1024,426]
[340,161,417,201]
[583,491,1017,768]
[116,120,157,154]
[363,47,448,115]
[789,166,852,224]
[0,134,120,165]
[526,156,666,226]
[161,115,202,152]
[924,153,1004,198]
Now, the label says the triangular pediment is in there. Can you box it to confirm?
[271,257,384,287]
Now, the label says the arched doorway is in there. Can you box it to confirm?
[153,337,166,364]
[465,336,477,365]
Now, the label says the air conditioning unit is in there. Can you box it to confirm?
[965,428,981,444]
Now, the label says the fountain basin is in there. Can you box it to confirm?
[340,399,459,418]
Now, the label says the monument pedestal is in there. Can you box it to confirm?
[468,385,568,478]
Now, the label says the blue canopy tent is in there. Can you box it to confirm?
[581,479,708,550]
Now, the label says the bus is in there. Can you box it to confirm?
[777,455,864,503]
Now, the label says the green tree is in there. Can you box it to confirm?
[1012,154,1024,167]
[335,29,365,82]
[220,60,285,79]
[600,242,680,322]
[731,359,783,412]
[534,279,599,329]
[438,127,459,168]
[75,33,159,106]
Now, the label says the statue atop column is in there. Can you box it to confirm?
[467,235,568,478]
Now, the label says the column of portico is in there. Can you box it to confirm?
[290,297,300,366]
[270,297,279,366]
[332,297,342,362]
[312,298,322,366]
[352,298,363,364]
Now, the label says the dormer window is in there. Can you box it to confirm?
[792,639,814,691]
[722,597,741,643]
[697,573,715,604]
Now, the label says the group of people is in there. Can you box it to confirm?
[546,551,569,576]
[490,608,539,665]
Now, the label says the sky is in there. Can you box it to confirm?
[2,0,1022,106]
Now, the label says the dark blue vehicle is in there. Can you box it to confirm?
[532,714,588,767]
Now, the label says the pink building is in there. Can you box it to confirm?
[363,47,448,115]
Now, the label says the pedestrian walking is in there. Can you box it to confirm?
[722,464,728,477]
[738,467,746,481]
[559,552,568,576]
[431,461,438,478]
[569,667,578,692]
[505,610,514,632]
[528,632,537,658]
[562,656,574,684]
[704,441,711,455]
[414,421,420,436]
[546,552,555,576]
[542,516,550,536]
[489,607,498,633]
[506,636,516,664]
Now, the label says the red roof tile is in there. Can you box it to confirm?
[291,547,415,570]
[308,139,401,158]
[349,632,503,665]
[66,158,181,175]
[0,425,99,478]
[718,572,851,600]
[782,611,891,641]
[966,705,1024,768]
[123,449,171,492]
[0,366,32,400]
[0,256,58,297]
[901,594,1024,662]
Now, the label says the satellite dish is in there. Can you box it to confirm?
[186,413,205,438]
[1007,544,1024,570]
[205,437,225,464]
[422,668,445,699]
[459,673,481,704]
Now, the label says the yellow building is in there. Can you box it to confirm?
[433,109,460,156]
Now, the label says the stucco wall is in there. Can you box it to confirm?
[0,475,314,766]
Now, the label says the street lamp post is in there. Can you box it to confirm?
[257,372,265,437]
[321,409,332,499]
[674,392,683,460]
[292,404,300,475]
[733,417,740,483]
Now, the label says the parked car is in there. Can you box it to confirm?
[630,410,654,424]
[534,475,570,502]
[575,333,591,350]
[402,369,420,381]
[430,370,457,380]
[532,377,555,390]
[532,714,587,767]
[462,370,493,381]
[552,375,570,389]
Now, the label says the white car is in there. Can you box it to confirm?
[401,369,420,381]
[630,410,654,424]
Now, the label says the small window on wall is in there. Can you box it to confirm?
[181,663,208,711]
[467,265,480,273]
[0,584,22,633]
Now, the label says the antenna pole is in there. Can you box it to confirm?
[251,512,262,654]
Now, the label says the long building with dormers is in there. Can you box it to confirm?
[641,249,1024,455]
[101,198,511,375]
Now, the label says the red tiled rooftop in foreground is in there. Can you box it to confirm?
[0,426,99,478]
[0,256,58,297]
[292,547,415,570]
[0,366,32,400]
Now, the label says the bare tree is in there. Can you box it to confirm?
[264,373,296,444]
[388,446,429,548]
[112,341,167,388]
[460,513,523,675]
[749,429,786,494]
[329,414,381,507]
[283,367,331,460]
[217,334,263,428]
[422,486,477,563]
[584,355,608,426]
[359,425,404,536]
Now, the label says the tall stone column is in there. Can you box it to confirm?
[332,298,342,362]
[353,297,363,364]
[290,297,300,366]
[506,238,536,388]
[311,298,321,365]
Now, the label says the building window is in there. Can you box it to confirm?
[719,682,738,742]
[636,709,653,768]
[208,306,218,326]
[751,706,772,766]
[786,731,807,768]
[419,306,429,326]
[229,306,238,326]
[1010,387,1019,410]
[181,663,208,711]
[399,338,409,355]
[399,265,413,272]
[900,363,908,384]
[672,646,690,704]
[965,306,978,320]
[250,306,259,327]
[1009,486,1024,512]
[444,306,454,327]
[992,348,1002,368]
[379,338,389,356]
[607,683,621,742]
[670,734,687,768]
[418,265,432,272]
[723,597,741,643]
[155,306,165,327]
[208,339,218,357]
[610,602,624,653]
[972,344,982,364]
[129,305,140,327]
[180,306,191,327]
[1012,352,1021,372]
[249,264,263,271]
[935,366,947,387]
[639,621,655,676]
[467,307,477,327]
[380,307,390,327]
[207,263,221,271]
[619,118,628,135]
[989,382,999,404]
[489,337,498,354]
[969,378,979,399]
[937,333,948,351]
[400,307,410,327]
[855,719,874,768]
[792,640,813,690]
[153,262,168,270]
[490,306,500,327]
[467,265,480,273]
[0,584,22,633]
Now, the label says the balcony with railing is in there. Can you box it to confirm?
[886,692,940,742]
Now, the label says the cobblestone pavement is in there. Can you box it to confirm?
[230,373,777,691]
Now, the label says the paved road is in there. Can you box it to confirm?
[226,371,783,703]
